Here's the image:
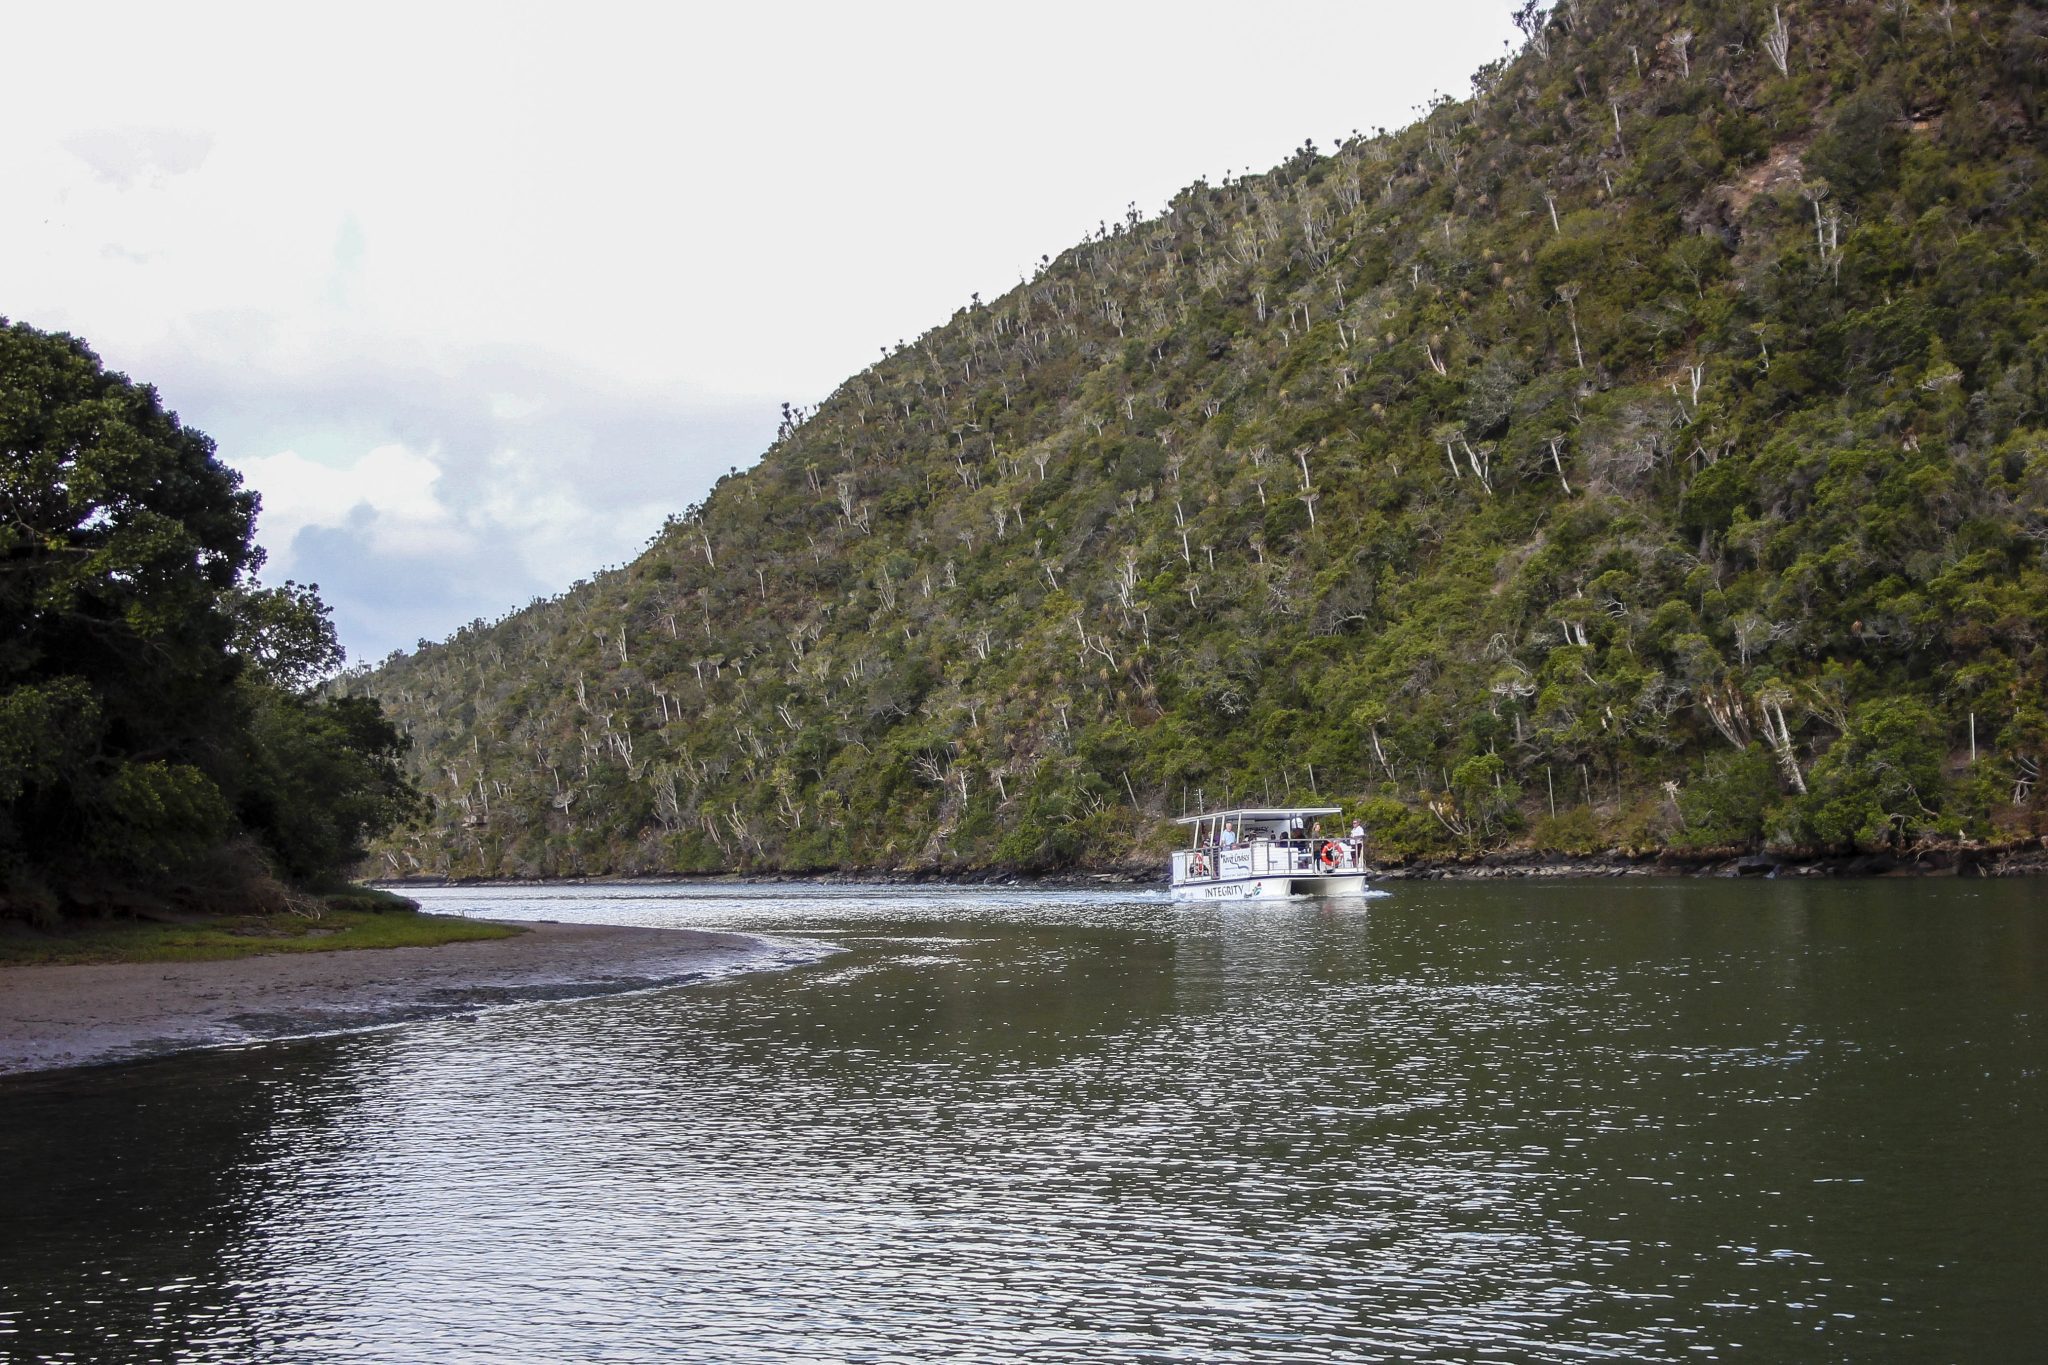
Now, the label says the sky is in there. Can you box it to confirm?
[4,0,1525,665]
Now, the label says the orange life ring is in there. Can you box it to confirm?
[1317,840,1342,870]
[1190,852,1210,878]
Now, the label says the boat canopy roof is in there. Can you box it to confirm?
[1172,806,1342,826]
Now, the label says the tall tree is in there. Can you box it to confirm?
[1,320,417,917]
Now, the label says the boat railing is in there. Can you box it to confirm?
[1173,836,1365,883]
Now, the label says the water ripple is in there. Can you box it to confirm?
[3,879,2045,1362]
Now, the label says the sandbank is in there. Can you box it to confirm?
[0,919,814,1077]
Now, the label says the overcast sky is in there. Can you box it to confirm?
[5,0,1524,665]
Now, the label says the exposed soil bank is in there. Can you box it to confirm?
[0,919,820,1078]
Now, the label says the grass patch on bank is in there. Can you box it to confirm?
[0,894,522,967]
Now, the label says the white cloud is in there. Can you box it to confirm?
[227,432,695,660]
[230,444,466,570]
[61,126,214,190]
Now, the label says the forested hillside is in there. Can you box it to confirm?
[356,0,2048,878]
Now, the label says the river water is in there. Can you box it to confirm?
[2,879,2043,1362]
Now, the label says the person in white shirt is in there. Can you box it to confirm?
[1349,820,1367,866]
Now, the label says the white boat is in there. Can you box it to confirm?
[1169,806,1371,899]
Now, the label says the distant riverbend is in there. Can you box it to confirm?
[4,878,2044,1361]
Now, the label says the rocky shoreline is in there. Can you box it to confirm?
[375,837,2048,891]
[1370,841,2048,880]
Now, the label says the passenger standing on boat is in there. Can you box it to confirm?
[1220,823,1238,850]
[1350,819,1367,866]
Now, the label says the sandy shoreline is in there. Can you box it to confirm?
[0,919,819,1078]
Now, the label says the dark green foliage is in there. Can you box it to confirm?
[228,581,346,692]
[1530,806,1602,856]
[1808,85,1906,200]
[0,322,420,918]
[1797,698,1950,851]
[238,692,423,883]
[358,0,2048,877]
[90,761,233,879]
[1676,747,1780,851]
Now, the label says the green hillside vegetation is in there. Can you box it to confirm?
[1,322,422,922]
[356,0,2048,878]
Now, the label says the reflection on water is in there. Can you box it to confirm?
[3,880,2045,1362]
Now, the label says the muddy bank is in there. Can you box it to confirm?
[0,920,825,1078]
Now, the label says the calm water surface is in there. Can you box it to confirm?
[2,879,2044,1362]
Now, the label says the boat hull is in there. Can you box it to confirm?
[1171,873,1369,900]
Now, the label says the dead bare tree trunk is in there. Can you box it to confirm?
[1557,284,1586,370]
[1758,689,1807,793]
[1764,4,1791,74]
